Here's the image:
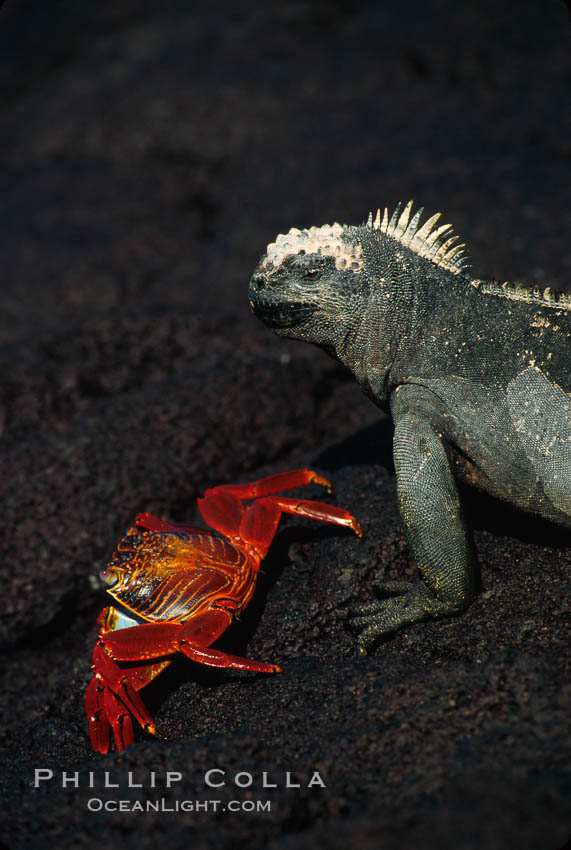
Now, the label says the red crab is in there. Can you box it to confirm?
[86,469,362,753]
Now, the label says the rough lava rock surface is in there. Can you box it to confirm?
[0,2,569,849]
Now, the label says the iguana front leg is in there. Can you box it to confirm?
[349,411,479,651]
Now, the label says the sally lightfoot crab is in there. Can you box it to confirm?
[86,469,362,753]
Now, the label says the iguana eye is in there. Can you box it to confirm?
[298,255,332,280]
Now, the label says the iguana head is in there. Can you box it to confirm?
[248,222,369,350]
[249,202,470,349]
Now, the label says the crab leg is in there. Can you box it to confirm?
[99,609,282,674]
[85,676,111,754]
[134,512,204,535]
[112,658,172,692]
[103,687,136,752]
[179,643,281,672]
[199,490,362,558]
[86,654,174,753]
[135,471,332,537]
[195,469,334,540]
[92,644,160,737]
[245,496,362,538]
[207,468,333,499]
[138,470,361,548]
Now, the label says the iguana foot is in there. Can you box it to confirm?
[347,580,467,652]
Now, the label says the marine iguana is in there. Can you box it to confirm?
[248,201,571,650]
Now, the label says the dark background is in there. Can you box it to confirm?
[0,2,569,848]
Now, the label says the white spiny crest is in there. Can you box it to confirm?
[477,279,571,309]
[263,222,364,273]
[367,200,469,275]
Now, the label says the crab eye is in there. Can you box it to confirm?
[99,568,119,587]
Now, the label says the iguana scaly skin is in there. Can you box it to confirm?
[248,201,571,650]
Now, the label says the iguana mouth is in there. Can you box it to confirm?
[249,296,317,329]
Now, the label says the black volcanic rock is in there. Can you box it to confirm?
[0,2,569,849]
